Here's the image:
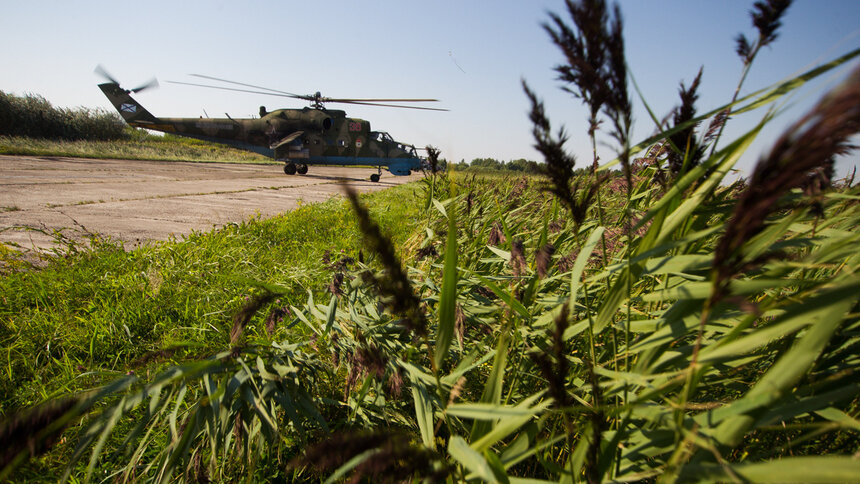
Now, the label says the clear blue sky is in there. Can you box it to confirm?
[2,1,858,177]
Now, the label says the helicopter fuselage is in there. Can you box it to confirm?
[99,82,422,178]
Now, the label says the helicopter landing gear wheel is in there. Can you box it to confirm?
[370,173,380,183]
[283,162,297,175]
[296,164,308,175]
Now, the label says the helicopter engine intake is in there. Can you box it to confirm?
[306,111,333,131]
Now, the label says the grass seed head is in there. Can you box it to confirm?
[536,243,556,278]
[425,145,441,174]
[454,304,467,348]
[231,291,280,344]
[265,304,289,335]
[345,185,428,336]
[752,0,792,48]
[0,397,80,473]
[328,272,345,297]
[667,67,705,177]
[736,0,793,64]
[524,81,579,213]
[510,239,527,277]
[529,303,571,408]
[488,222,507,246]
[294,430,450,484]
[713,64,859,298]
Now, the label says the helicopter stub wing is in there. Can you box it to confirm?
[269,131,304,150]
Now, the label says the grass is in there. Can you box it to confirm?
[1,90,125,141]
[0,182,425,415]
[2,1,860,482]
[0,132,271,164]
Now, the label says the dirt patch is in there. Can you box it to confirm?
[0,155,420,250]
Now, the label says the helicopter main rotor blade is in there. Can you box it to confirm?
[324,97,441,103]
[190,74,440,104]
[337,100,449,111]
[189,74,305,98]
[166,80,305,99]
[168,78,448,111]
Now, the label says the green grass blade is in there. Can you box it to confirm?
[680,456,860,483]
[475,275,531,320]
[323,449,380,484]
[700,277,860,364]
[442,348,496,386]
[570,226,605,302]
[469,396,551,453]
[711,274,860,447]
[447,402,544,420]
[470,331,510,442]
[408,369,436,450]
[324,294,338,334]
[435,197,459,368]
[594,124,762,334]
[448,435,500,484]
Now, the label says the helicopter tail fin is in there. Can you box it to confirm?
[98,83,159,126]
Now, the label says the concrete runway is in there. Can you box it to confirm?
[0,155,420,250]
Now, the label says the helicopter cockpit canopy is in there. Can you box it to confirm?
[371,131,394,143]
[371,131,417,155]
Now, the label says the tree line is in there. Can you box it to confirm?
[438,157,542,173]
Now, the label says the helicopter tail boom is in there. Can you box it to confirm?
[98,83,159,127]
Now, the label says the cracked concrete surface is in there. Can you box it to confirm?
[0,155,420,250]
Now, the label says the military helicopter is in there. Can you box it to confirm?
[95,66,445,181]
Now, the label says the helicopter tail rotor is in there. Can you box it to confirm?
[130,77,159,93]
[94,64,159,94]
[94,64,120,85]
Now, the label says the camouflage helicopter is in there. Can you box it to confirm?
[96,66,445,181]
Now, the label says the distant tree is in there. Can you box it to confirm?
[506,159,524,172]
[471,158,503,170]
[506,158,540,173]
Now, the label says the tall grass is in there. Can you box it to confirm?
[0,91,126,141]
[0,132,271,163]
[0,89,270,162]
[2,0,860,482]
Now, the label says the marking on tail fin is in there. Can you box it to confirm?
[120,103,138,113]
